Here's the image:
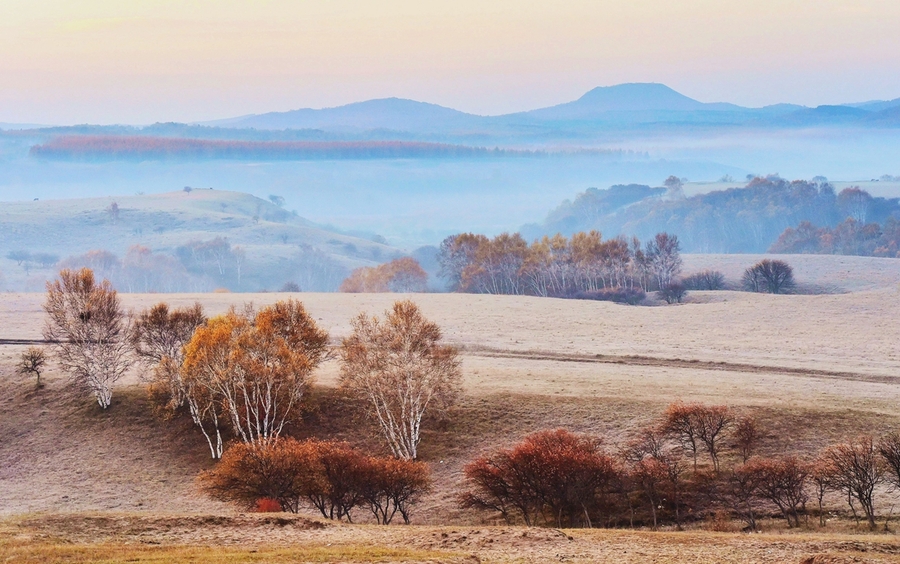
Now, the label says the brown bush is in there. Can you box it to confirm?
[461,429,619,528]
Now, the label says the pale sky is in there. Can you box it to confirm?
[2,0,899,124]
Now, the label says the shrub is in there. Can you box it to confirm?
[658,282,687,304]
[567,287,646,305]
[201,438,431,523]
[461,429,619,528]
[682,270,726,291]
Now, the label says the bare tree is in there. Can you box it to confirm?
[878,432,900,491]
[824,436,884,529]
[645,233,682,289]
[696,405,733,472]
[734,416,760,463]
[131,302,206,409]
[742,259,795,294]
[340,300,461,460]
[17,346,47,388]
[43,268,131,409]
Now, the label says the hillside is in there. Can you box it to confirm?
[0,190,401,292]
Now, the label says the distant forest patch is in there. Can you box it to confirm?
[30,136,558,161]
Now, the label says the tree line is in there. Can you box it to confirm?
[437,231,683,299]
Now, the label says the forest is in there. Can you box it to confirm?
[531,177,900,254]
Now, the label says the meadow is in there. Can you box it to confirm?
[1,256,900,562]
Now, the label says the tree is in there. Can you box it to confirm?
[809,457,835,527]
[17,346,47,388]
[43,268,131,409]
[359,456,431,524]
[823,436,884,529]
[696,405,733,472]
[131,302,206,410]
[733,416,759,463]
[878,432,900,491]
[682,270,726,291]
[744,456,809,528]
[460,429,618,527]
[340,300,461,460]
[664,401,702,469]
[742,259,795,294]
[268,194,286,208]
[339,257,428,293]
[645,233,682,289]
[182,300,328,452]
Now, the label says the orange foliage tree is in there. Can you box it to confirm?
[181,300,328,457]
[339,257,428,293]
[461,429,619,528]
[200,438,430,523]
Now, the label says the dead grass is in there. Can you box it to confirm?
[4,513,900,564]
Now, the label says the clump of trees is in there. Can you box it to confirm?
[340,257,428,293]
[199,438,431,523]
[43,268,132,409]
[340,300,461,460]
[742,259,795,294]
[681,270,726,291]
[437,231,681,299]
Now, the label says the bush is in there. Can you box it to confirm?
[567,287,646,305]
[682,270,726,291]
[460,429,619,527]
[200,438,431,523]
[658,282,687,304]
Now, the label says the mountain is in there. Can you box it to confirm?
[519,83,745,121]
[205,98,484,133]
[847,97,900,112]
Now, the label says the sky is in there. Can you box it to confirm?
[2,0,900,125]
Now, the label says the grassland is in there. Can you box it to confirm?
[2,257,900,561]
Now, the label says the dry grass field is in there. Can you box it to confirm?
[2,256,900,562]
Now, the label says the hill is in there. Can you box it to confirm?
[0,190,401,292]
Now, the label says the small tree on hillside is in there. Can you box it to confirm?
[824,436,884,529]
[742,259,795,294]
[340,300,461,460]
[43,268,131,409]
[17,346,47,388]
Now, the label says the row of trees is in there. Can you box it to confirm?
[770,217,900,258]
[437,231,682,297]
[461,404,900,530]
[42,268,461,462]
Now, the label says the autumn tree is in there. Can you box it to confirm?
[43,268,132,409]
[744,456,809,528]
[809,457,835,526]
[625,425,686,528]
[664,401,702,469]
[17,346,47,389]
[340,300,461,460]
[823,436,884,529]
[182,300,328,455]
[734,416,760,463]
[358,456,431,524]
[696,405,734,472]
[877,432,900,491]
[339,257,428,293]
[461,429,618,528]
[742,259,795,294]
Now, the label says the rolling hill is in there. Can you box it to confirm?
[0,190,402,292]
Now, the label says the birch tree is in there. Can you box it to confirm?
[43,268,132,409]
[340,300,461,460]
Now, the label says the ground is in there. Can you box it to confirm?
[1,256,900,561]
